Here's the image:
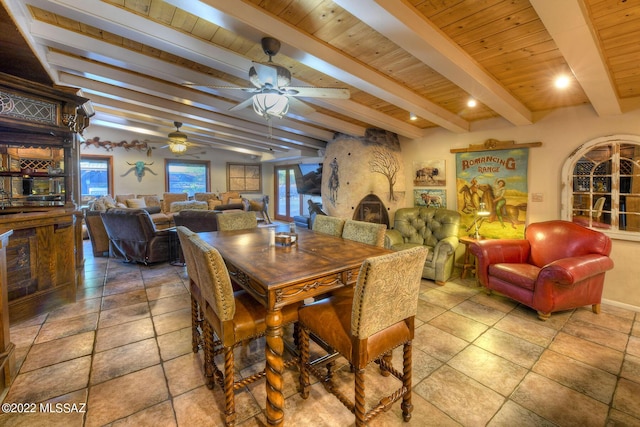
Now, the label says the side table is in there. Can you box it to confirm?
[167,227,184,266]
[459,236,482,281]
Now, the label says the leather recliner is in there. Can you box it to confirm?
[469,220,614,320]
[385,207,460,284]
[101,208,171,264]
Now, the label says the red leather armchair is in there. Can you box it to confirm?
[470,220,614,321]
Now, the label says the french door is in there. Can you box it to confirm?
[274,165,302,222]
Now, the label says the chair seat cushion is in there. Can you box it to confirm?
[299,295,412,366]
[230,290,299,342]
[489,263,540,291]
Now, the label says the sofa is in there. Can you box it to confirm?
[101,208,171,264]
[385,207,461,284]
[469,220,614,320]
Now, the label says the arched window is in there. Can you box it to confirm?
[561,134,640,241]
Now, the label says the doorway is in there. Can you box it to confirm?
[274,165,301,222]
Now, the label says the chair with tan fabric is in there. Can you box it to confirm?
[341,219,387,247]
[298,246,428,426]
[312,215,345,237]
[188,234,299,426]
[176,226,204,353]
[216,211,257,231]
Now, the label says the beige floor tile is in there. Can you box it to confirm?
[90,338,160,385]
[9,324,43,349]
[4,356,91,404]
[429,310,488,342]
[494,313,558,347]
[46,298,102,323]
[532,350,617,403]
[511,372,609,427]
[413,323,468,362]
[474,328,544,369]
[448,345,528,396]
[415,299,446,322]
[562,317,630,351]
[21,331,95,373]
[103,280,145,297]
[163,352,206,396]
[76,285,104,301]
[152,307,191,336]
[487,400,556,427]
[35,313,98,344]
[148,292,191,317]
[571,308,634,334]
[97,302,150,329]
[549,332,624,374]
[414,365,504,426]
[621,354,640,384]
[94,317,155,352]
[100,289,148,311]
[469,291,518,313]
[145,281,189,301]
[420,288,468,310]
[85,365,168,427]
[628,335,640,357]
[111,401,176,426]
[173,384,261,426]
[451,298,507,325]
[157,327,194,361]
[613,378,640,419]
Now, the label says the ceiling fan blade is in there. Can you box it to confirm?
[229,97,255,112]
[288,86,350,99]
[288,97,316,115]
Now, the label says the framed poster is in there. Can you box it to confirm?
[413,160,445,186]
[227,163,262,193]
[414,189,446,208]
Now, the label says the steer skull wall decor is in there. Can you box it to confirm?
[122,161,157,182]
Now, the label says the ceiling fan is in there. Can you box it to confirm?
[157,121,204,155]
[187,37,350,119]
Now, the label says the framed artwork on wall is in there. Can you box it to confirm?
[227,163,262,193]
[413,160,445,186]
[414,189,446,208]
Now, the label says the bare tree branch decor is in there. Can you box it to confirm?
[369,145,399,201]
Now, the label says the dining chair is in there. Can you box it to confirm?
[176,226,204,353]
[297,246,428,426]
[341,219,387,247]
[216,211,258,231]
[189,233,299,426]
[312,215,345,237]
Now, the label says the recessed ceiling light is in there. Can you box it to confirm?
[555,75,570,89]
[467,98,477,108]
[409,112,417,121]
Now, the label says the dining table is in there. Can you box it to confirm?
[198,224,392,426]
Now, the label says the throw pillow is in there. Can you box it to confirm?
[126,198,147,208]
[208,199,222,209]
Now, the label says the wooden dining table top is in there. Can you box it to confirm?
[197,225,392,309]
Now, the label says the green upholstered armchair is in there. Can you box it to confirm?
[385,207,460,285]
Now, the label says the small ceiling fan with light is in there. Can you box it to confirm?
[157,121,206,155]
[186,37,350,121]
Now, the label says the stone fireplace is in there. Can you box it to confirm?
[320,130,406,225]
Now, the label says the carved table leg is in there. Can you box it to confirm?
[265,308,285,426]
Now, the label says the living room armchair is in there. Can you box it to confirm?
[385,207,460,284]
[101,208,171,264]
[470,220,614,320]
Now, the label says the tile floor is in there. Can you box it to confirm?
[1,241,639,426]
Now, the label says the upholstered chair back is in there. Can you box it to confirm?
[313,215,345,237]
[189,234,235,322]
[341,219,387,247]
[351,246,428,339]
[176,226,199,285]
[216,211,258,231]
[526,220,613,268]
[393,207,459,247]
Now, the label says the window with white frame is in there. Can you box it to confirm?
[562,135,640,239]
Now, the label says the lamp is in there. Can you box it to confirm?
[252,93,289,119]
[472,202,491,239]
[169,141,187,154]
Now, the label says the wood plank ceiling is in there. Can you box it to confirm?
[1,0,639,159]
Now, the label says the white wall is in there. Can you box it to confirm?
[401,104,640,310]
[80,127,270,198]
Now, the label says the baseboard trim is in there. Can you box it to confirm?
[602,298,640,313]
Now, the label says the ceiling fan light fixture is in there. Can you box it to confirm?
[169,141,187,154]
[253,93,289,119]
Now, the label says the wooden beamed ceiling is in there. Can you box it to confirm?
[1,0,638,159]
